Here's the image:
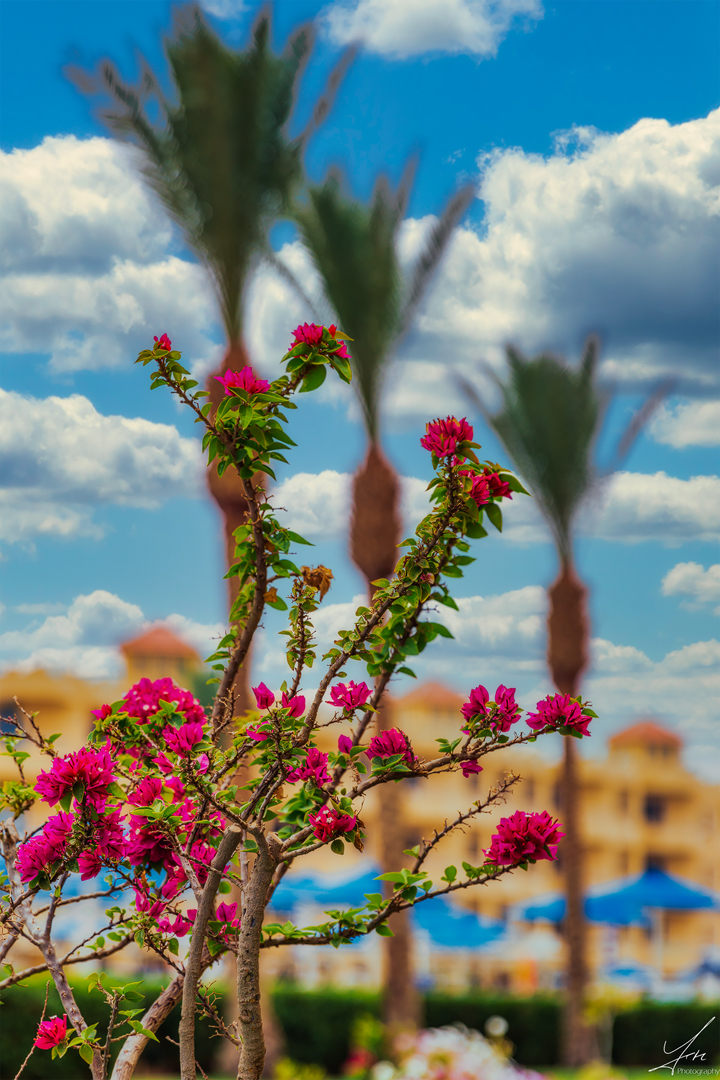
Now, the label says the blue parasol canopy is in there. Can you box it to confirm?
[270,862,504,948]
[518,868,719,926]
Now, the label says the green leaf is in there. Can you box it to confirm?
[485,503,503,532]
[79,1044,94,1065]
[442,865,457,883]
[465,520,489,539]
[375,923,394,937]
[59,791,73,812]
[167,937,179,955]
[286,530,313,546]
[299,364,327,393]
[330,839,345,855]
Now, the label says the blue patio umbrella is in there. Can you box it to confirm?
[269,862,504,949]
[518,868,719,926]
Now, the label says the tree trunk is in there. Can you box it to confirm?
[547,562,592,1066]
[349,443,418,1029]
[377,695,421,1032]
[236,835,281,1080]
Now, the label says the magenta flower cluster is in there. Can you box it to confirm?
[287,747,330,786]
[485,810,564,866]
[527,693,592,736]
[214,366,271,397]
[291,322,351,360]
[367,728,415,767]
[460,684,520,733]
[107,676,205,726]
[308,804,357,842]
[328,681,372,711]
[35,746,117,810]
[420,416,474,458]
[34,1015,68,1049]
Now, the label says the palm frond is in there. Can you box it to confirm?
[68,4,338,344]
[399,182,474,337]
[294,171,403,439]
[487,339,602,558]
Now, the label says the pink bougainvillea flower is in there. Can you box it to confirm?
[128,776,163,807]
[157,913,193,937]
[91,703,112,721]
[461,760,483,778]
[153,752,175,775]
[78,851,103,880]
[420,416,474,458]
[165,775,186,801]
[163,721,205,758]
[214,366,270,397]
[190,840,216,886]
[94,809,127,862]
[526,693,591,737]
[196,752,210,775]
[246,722,271,743]
[35,1015,68,1049]
[281,692,305,718]
[486,472,513,500]
[460,685,490,723]
[252,683,275,710]
[123,677,205,725]
[334,341,351,360]
[134,889,165,918]
[491,685,521,733]
[484,810,564,866]
[35,746,117,811]
[291,322,324,347]
[153,333,172,351]
[328,681,372,711]
[308,805,357,843]
[367,728,415,766]
[459,469,491,507]
[16,812,74,883]
[287,747,330,786]
[216,901,241,941]
[337,734,353,755]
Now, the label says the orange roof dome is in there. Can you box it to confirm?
[120,625,199,661]
[609,720,682,750]
[396,681,465,710]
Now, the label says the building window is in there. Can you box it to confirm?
[643,795,666,823]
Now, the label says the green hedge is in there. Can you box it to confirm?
[1,980,718,1077]
[0,977,216,1080]
[613,1003,720,1066]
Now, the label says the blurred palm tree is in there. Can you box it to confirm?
[71,4,353,706]
[295,165,473,1028]
[460,340,665,1064]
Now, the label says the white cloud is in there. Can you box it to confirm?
[272,467,720,547]
[650,400,720,448]
[438,585,545,658]
[272,469,432,540]
[0,590,224,680]
[322,0,542,59]
[200,0,248,17]
[662,562,720,613]
[0,388,204,543]
[0,136,219,373]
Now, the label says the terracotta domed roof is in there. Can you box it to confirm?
[120,625,199,661]
[396,681,465,710]
[609,720,682,750]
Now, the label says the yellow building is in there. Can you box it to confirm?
[2,642,717,992]
[283,682,720,992]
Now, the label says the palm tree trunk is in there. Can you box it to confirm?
[547,562,592,1066]
[350,443,419,1029]
[206,341,256,715]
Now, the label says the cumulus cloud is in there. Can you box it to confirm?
[662,562,720,611]
[243,111,720,417]
[0,389,203,543]
[322,0,542,59]
[0,136,219,373]
[0,590,224,679]
[271,470,432,540]
[650,399,720,447]
[437,586,545,659]
[271,466,720,547]
[200,0,248,17]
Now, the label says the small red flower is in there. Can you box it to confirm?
[35,1015,68,1049]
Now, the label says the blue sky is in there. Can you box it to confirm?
[1,0,718,778]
